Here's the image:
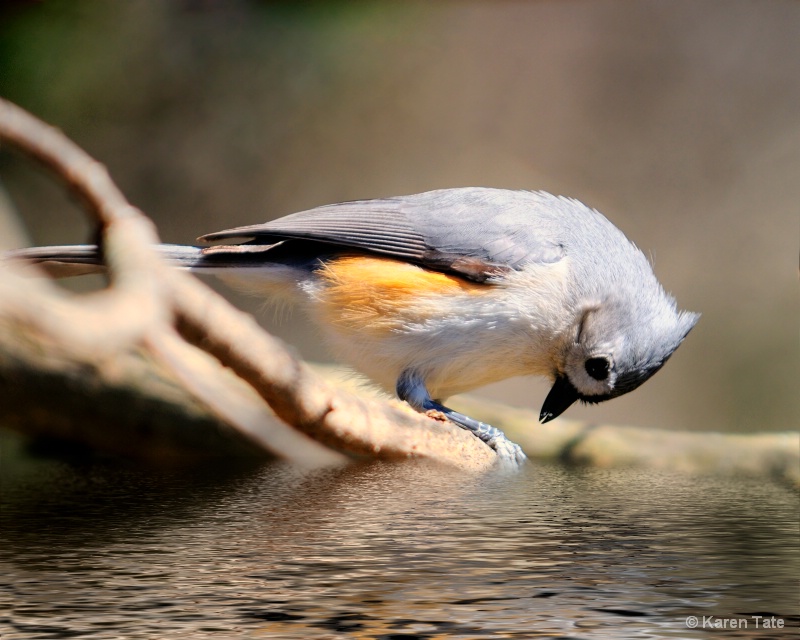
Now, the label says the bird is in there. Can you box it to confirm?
[8,188,699,463]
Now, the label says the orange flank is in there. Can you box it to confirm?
[316,256,488,332]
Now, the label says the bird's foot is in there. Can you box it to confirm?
[438,406,527,467]
[397,370,527,467]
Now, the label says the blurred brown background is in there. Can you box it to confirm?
[1,0,797,434]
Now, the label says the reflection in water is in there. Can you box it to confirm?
[1,431,798,639]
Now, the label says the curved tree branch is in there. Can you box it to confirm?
[0,97,497,471]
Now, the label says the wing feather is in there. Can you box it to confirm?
[199,189,570,281]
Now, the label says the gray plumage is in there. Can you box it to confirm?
[200,189,567,280]
[202,188,699,411]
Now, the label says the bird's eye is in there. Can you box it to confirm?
[585,357,610,381]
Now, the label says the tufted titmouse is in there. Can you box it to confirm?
[9,188,699,462]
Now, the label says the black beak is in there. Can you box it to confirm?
[539,375,580,423]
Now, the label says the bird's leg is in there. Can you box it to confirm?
[396,370,527,466]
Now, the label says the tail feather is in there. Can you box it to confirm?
[4,243,287,278]
[4,244,107,277]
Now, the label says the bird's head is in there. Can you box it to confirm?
[540,298,699,423]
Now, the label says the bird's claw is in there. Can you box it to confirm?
[439,410,527,467]
[486,433,527,467]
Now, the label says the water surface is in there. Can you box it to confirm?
[1,432,798,639]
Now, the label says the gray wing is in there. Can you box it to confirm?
[200,188,569,282]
